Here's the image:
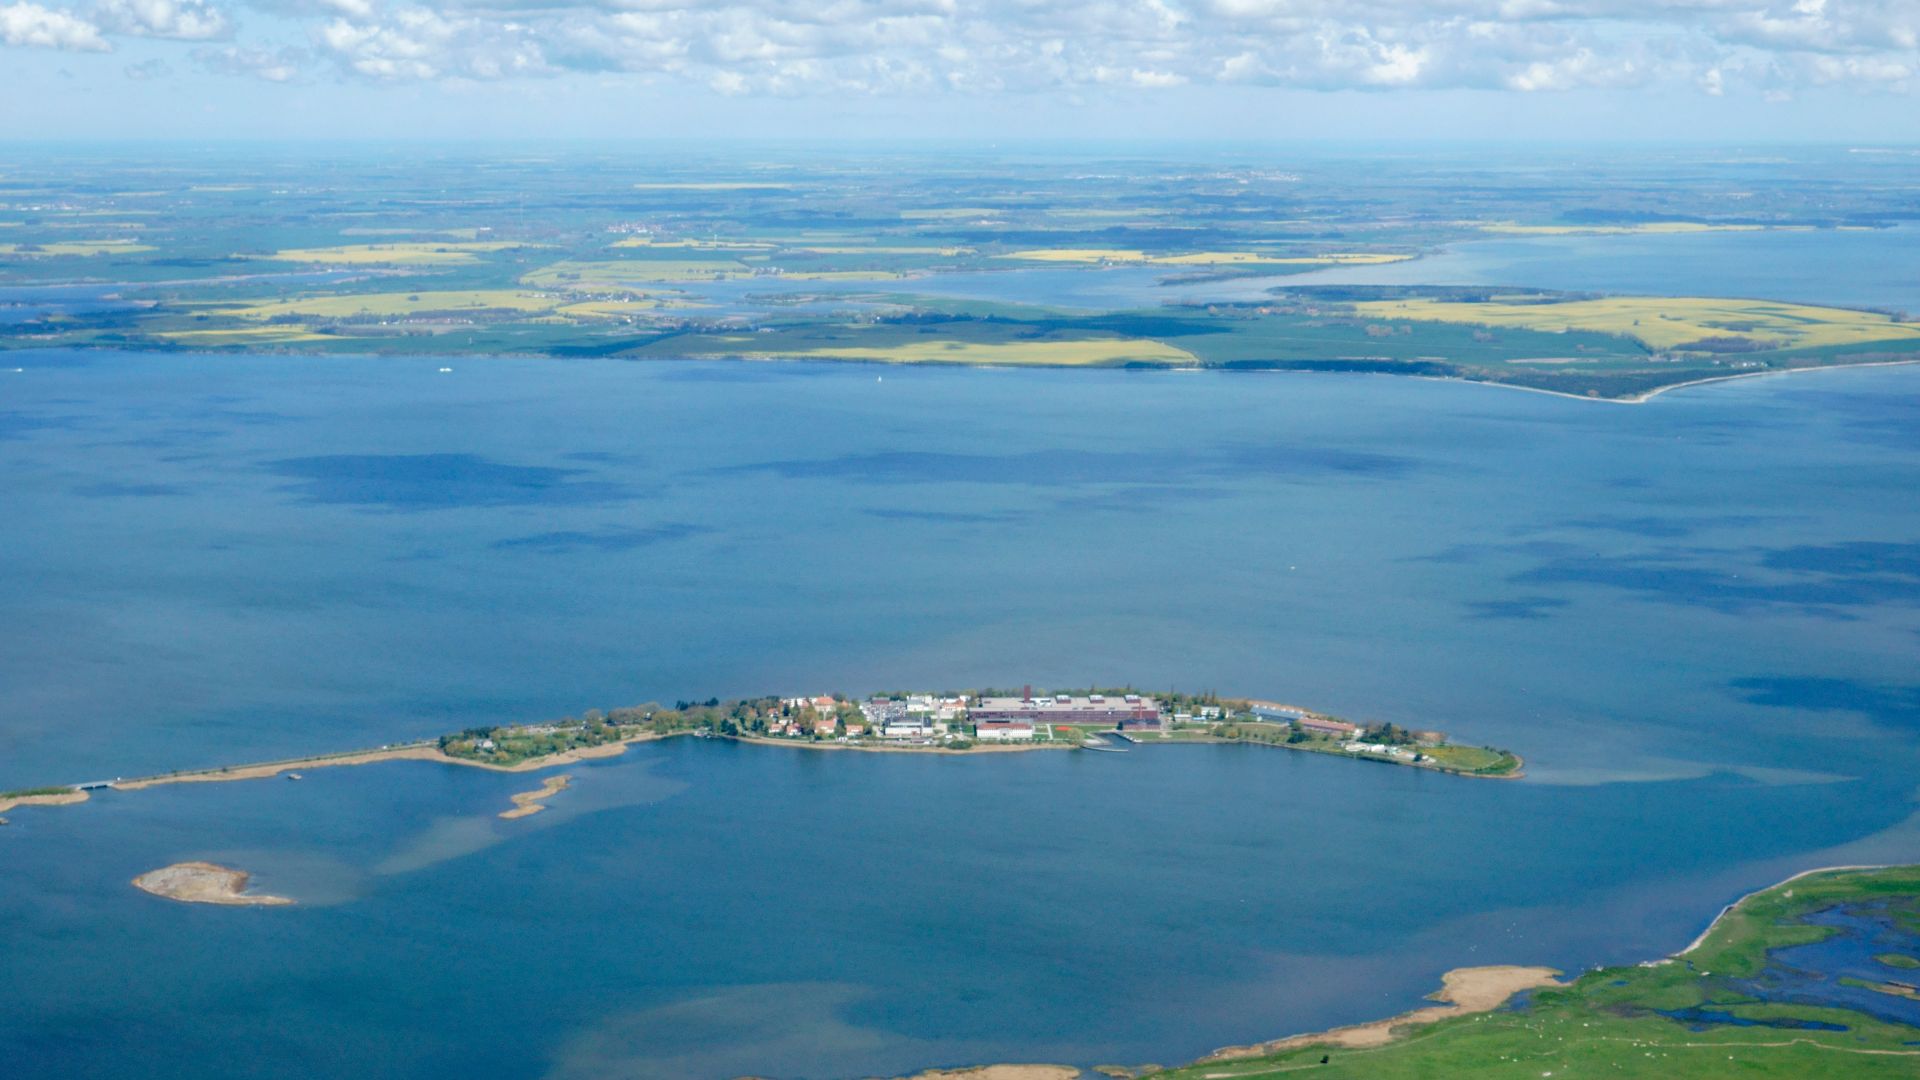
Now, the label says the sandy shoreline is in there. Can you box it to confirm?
[500,774,571,819]
[890,1060,1090,1068]
[1205,964,1564,1060]
[0,789,90,814]
[111,731,665,793]
[1673,863,1890,957]
[1410,356,1920,406]
[132,861,294,906]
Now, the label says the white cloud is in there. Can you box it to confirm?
[97,0,230,39]
[12,0,1920,98]
[193,40,303,77]
[1,1,108,49]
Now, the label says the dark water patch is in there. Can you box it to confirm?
[1658,1007,1849,1032]
[493,523,710,553]
[1730,676,1920,732]
[1514,550,1920,615]
[71,481,188,498]
[863,507,1023,525]
[266,453,631,509]
[0,409,79,440]
[1761,540,1920,580]
[1414,539,1584,565]
[715,443,1413,488]
[1735,901,1920,1028]
[1553,514,1780,540]
[1465,596,1570,620]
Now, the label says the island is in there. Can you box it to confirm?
[0,686,1520,824]
[435,688,1522,779]
[132,862,294,907]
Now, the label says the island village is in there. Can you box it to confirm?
[0,687,1520,819]
[767,688,1374,748]
[420,680,1528,772]
[433,687,1522,779]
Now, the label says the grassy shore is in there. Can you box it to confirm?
[1145,864,1920,1079]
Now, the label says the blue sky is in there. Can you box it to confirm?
[3,0,1919,140]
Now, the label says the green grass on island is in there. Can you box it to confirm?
[1146,865,1920,1080]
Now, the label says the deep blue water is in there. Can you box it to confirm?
[4,351,1920,1077]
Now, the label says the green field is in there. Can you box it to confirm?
[1349,294,1920,353]
[1148,866,1920,1079]
[5,153,1916,400]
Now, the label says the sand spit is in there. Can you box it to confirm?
[500,774,571,819]
[132,861,294,906]
[112,732,663,793]
[0,789,89,814]
[1207,964,1564,1059]
[892,1067,1083,1080]
[1410,357,1920,406]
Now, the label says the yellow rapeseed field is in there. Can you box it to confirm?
[259,242,537,265]
[0,239,155,256]
[219,290,560,319]
[521,259,750,289]
[155,326,334,344]
[1349,295,1920,351]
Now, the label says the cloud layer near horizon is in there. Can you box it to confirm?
[2,0,1917,99]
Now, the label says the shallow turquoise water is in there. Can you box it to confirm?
[3,352,1919,1077]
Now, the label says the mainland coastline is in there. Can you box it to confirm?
[928,863,1920,1079]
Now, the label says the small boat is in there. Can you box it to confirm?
[437,367,453,373]
[286,773,304,781]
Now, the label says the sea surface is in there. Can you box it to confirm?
[3,346,1919,1077]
